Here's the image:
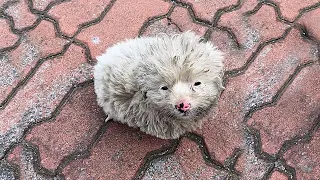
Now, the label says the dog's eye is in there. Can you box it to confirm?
[194,82,201,86]
[161,86,168,90]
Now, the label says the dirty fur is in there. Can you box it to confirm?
[94,31,224,139]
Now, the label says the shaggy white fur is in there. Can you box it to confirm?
[94,31,224,139]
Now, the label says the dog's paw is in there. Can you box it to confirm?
[105,115,113,122]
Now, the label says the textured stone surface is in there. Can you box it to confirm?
[234,134,273,179]
[297,8,320,39]
[218,1,290,70]
[32,0,58,11]
[0,19,19,49]
[0,20,67,104]
[7,144,62,179]
[48,0,112,36]
[182,0,239,21]
[63,122,169,179]
[141,18,181,37]
[4,0,38,29]
[197,87,244,163]
[210,29,244,71]
[284,130,320,179]
[269,171,288,180]
[142,155,185,179]
[0,161,17,180]
[0,44,92,157]
[141,6,208,37]
[76,0,170,58]
[169,6,207,35]
[25,85,104,171]
[144,138,230,179]
[248,64,320,154]
[273,0,320,21]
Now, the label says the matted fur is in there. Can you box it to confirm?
[94,31,224,139]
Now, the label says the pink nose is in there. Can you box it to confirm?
[175,100,191,112]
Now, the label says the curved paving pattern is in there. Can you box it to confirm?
[0,0,319,179]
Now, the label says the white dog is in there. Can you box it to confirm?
[94,31,224,139]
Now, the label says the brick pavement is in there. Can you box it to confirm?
[0,0,319,179]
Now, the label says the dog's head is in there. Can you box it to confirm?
[136,31,224,120]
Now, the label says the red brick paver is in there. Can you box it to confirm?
[4,0,38,30]
[0,20,68,104]
[297,8,320,39]
[48,0,112,36]
[0,19,19,49]
[1,0,319,179]
[25,85,104,171]
[272,0,320,22]
[284,129,320,179]
[63,122,169,179]
[76,0,170,58]
[182,0,239,21]
[143,138,230,179]
[269,171,288,180]
[248,65,320,155]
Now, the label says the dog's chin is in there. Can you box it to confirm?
[161,105,210,120]
[172,109,198,120]
[176,105,213,120]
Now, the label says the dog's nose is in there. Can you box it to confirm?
[175,100,191,112]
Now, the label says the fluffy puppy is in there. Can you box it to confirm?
[94,31,224,139]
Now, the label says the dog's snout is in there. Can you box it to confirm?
[175,100,191,113]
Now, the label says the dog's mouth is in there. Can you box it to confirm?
[175,108,191,117]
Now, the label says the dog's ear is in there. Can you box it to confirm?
[137,84,148,99]
[143,91,148,99]
[213,76,225,94]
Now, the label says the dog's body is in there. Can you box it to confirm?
[94,31,224,139]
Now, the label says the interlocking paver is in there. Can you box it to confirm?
[248,64,320,154]
[76,0,170,58]
[218,1,288,70]
[0,160,17,180]
[197,86,244,163]
[202,29,317,162]
[48,0,112,36]
[169,6,207,35]
[0,0,9,7]
[218,0,259,47]
[210,30,243,71]
[297,8,320,39]
[235,145,273,179]
[0,19,19,50]
[246,5,290,42]
[218,0,290,71]
[182,0,239,21]
[62,122,170,179]
[7,144,62,179]
[272,0,319,21]
[142,18,181,37]
[143,138,230,179]
[284,129,320,179]
[32,0,58,11]
[142,155,185,179]
[141,5,207,37]
[4,0,38,30]
[242,28,316,114]
[0,44,92,157]
[269,171,288,180]
[1,0,320,179]
[0,20,67,104]
[25,85,104,171]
